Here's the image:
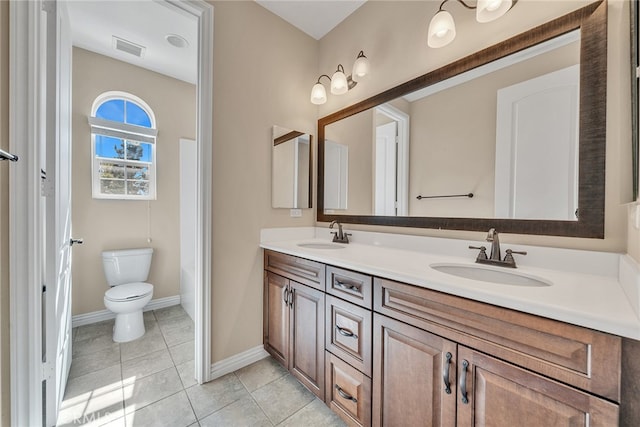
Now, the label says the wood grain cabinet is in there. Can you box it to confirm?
[326,351,372,427]
[456,346,619,426]
[263,250,635,426]
[263,270,325,398]
[372,314,457,427]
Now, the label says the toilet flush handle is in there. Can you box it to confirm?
[70,238,84,246]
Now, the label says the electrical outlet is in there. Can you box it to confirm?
[290,209,302,217]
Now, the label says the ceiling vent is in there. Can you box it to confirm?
[112,36,146,58]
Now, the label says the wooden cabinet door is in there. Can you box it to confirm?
[372,314,457,427]
[290,280,325,398]
[456,346,619,427]
[264,272,289,367]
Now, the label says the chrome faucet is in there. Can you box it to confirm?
[469,228,527,268]
[486,228,501,261]
[329,220,351,244]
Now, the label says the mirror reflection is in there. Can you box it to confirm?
[324,31,580,221]
[272,126,312,209]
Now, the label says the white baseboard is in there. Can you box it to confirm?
[210,345,270,380]
[72,295,181,328]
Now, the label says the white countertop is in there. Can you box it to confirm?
[260,227,640,340]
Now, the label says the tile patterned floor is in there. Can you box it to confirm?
[57,305,346,427]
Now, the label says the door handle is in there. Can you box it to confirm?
[443,352,452,394]
[70,238,84,246]
[460,359,469,404]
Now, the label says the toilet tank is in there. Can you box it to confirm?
[102,248,153,286]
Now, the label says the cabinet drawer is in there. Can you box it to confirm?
[264,250,325,291]
[326,266,372,308]
[325,351,372,427]
[326,295,372,377]
[374,277,622,402]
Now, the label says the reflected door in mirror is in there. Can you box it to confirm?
[324,140,348,211]
[495,65,579,220]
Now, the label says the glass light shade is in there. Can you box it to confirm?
[428,10,456,48]
[352,55,370,82]
[331,70,349,95]
[476,0,513,23]
[310,82,327,105]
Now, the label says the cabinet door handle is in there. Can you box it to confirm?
[460,359,469,404]
[335,384,358,403]
[443,352,452,394]
[283,287,289,305]
[288,288,293,308]
[335,325,358,339]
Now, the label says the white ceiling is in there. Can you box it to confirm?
[255,0,367,40]
[66,0,198,84]
[65,0,365,84]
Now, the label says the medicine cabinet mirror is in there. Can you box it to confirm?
[272,125,312,209]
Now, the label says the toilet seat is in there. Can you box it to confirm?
[105,282,153,302]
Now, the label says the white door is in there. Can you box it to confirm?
[375,121,398,215]
[44,1,74,424]
[495,65,579,220]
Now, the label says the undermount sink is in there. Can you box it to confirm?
[297,242,346,250]
[430,263,552,287]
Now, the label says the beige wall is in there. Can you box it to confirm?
[318,0,631,252]
[409,42,579,218]
[209,0,317,362]
[0,1,9,424]
[71,48,196,315]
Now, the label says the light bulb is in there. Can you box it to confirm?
[310,82,327,105]
[476,0,512,23]
[428,10,456,48]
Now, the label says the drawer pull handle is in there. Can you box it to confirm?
[335,281,360,292]
[443,352,452,394]
[335,384,357,403]
[460,359,469,404]
[336,325,358,339]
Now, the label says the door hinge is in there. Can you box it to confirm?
[40,169,53,197]
[42,285,46,293]
[41,362,53,381]
[42,1,55,14]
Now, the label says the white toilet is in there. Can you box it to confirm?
[102,248,154,343]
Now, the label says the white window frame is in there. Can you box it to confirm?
[89,91,158,200]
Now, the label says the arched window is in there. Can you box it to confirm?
[89,92,157,200]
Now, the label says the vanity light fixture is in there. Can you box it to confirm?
[310,50,370,105]
[428,0,517,48]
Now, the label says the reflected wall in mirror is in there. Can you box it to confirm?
[318,1,606,237]
[272,126,312,209]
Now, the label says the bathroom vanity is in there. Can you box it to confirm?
[261,229,640,426]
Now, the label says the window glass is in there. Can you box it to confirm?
[95,99,125,122]
[125,101,152,127]
[91,93,156,200]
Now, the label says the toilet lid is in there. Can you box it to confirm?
[105,282,153,302]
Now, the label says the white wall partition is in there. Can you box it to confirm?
[180,138,196,320]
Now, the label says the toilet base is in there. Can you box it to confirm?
[113,311,145,343]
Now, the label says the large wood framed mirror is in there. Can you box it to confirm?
[317,1,607,238]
